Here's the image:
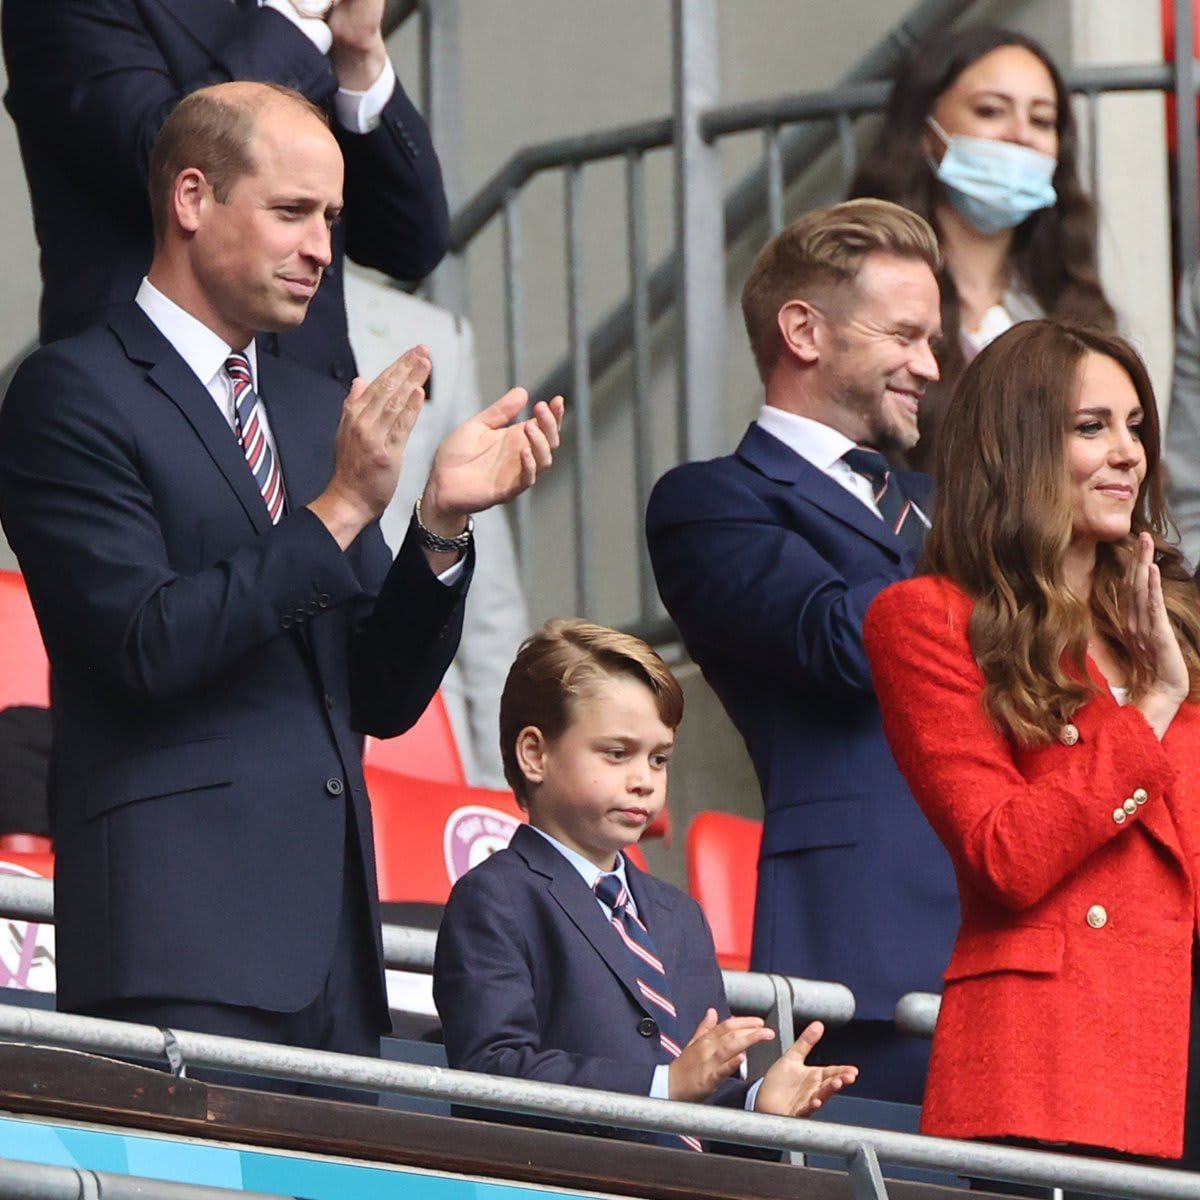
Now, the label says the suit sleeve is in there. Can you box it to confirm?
[1,0,448,281]
[647,465,918,696]
[863,580,1177,910]
[434,866,656,1097]
[0,348,464,720]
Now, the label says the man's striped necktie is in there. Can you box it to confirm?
[842,445,924,550]
[593,871,702,1152]
[225,352,285,523]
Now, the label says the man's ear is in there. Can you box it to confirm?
[173,167,210,235]
[514,726,548,786]
[777,298,821,366]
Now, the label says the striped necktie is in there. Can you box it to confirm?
[842,446,924,550]
[593,871,702,1152]
[225,352,285,524]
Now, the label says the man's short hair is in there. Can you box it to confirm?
[740,198,941,381]
[147,83,328,244]
[499,618,684,803]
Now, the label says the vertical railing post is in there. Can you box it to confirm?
[672,0,725,464]
[1175,0,1199,277]
[565,165,593,617]
[423,0,466,314]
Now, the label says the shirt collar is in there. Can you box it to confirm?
[136,277,258,390]
[755,404,857,472]
[528,825,632,896]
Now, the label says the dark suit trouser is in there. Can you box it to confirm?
[74,803,382,1102]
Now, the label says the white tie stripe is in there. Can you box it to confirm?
[225,353,285,523]
[610,916,666,975]
[636,978,677,1019]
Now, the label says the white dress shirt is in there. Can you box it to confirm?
[756,404,930,528]
[529,826,758,1107]
[256,0,396,132]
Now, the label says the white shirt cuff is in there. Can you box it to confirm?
[436,556,467,588]
[334,58,396,133]
[650,1063,670,1101]
[259,0,334,54]
[745,1077,764,1112]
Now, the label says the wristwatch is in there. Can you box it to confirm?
[414,497,473,554]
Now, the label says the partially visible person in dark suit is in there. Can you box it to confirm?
[646,199,958,1104]
[2,0,449,384]
[434,618,855,1150]
[0,81,562,1085]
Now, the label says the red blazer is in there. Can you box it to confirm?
[864,576,1200,1160]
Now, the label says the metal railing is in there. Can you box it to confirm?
[0,872,855,1037]
[420,0,1200,640]
[0,1158,282,1200]
[2,1003,1199,1200]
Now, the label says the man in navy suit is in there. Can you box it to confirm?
[2,0,448,384]
[434,619,855,1149]
[646,199,958,1104]
[0,81,561,1078]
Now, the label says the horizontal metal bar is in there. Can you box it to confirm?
[0,1156,283,1200]
[894,991,939,1038]
[2,1004,1198,1197]
[0,873,853,1026]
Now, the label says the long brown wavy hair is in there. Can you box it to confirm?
[849,26,1117,471]
[925,320,1200,746]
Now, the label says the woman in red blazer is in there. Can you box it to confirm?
[865,320,1200,1165]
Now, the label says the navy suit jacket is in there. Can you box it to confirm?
[646,423,957,1020]
[434,825,751,1146]
[0,304,469,1019]
[2,0,450,382]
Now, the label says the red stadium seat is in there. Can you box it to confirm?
[0,570,50,709]
[0,834,52,855]
[686,811,761,971]
[365,763,651,904]
[366,764,524,904]
[363,691,466,783]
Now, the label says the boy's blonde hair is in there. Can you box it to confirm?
[499,618,684,803]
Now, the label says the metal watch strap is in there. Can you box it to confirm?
[413,497,473,553]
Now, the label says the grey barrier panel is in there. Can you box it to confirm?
[1,1004,1200,1199]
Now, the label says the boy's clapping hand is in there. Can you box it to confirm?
[754,1020,858,1117]
[667,1008,775,1102]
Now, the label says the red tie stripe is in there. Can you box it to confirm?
[842,445,924,550]
[225,353,285,524]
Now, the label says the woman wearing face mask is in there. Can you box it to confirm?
[865,320,1200,1178]
[850,26,1117,472]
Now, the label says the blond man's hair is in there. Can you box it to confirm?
[499,618,684,804]
[740,198,941,380]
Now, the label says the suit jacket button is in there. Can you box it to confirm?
[1133,788,1148,805]
[281,615,294,629]
[324,693,335,710]
[1086,905,1108,929]
[1112,807,1127,825]
[325,778,345,797]
[637,1017,658,1038]
[1059,723,1080,746]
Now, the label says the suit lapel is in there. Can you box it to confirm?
[108,305,271,535]
[736,422,909,558]
[510,828,657,1021]
[256,354,332,511]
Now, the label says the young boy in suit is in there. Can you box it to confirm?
[433,618,856,1149]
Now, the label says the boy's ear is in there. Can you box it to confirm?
[514,726,548,785]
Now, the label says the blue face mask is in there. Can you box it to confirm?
[927,117,1057,235]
